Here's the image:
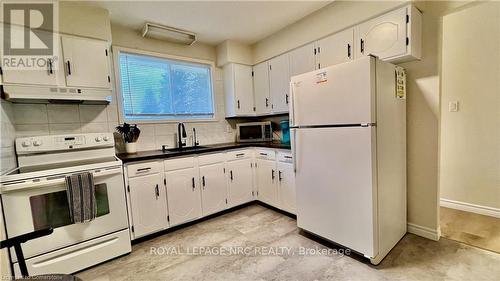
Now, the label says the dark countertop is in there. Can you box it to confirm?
[117,142,291,163]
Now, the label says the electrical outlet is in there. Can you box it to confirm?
[449,101,459,112]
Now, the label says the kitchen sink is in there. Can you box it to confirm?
[163,146,210,153]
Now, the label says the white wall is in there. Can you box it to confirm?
[440,2,500,209]
[251,1,471,234]
[5,4,235,152]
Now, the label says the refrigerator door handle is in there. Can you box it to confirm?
[292,129,298,173]
[289,82,295,127]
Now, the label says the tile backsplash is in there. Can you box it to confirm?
[6,68,236,155]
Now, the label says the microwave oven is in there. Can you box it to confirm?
[236,121,272,142]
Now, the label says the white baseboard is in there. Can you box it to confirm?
[407,223,440,241]
[440,198,500,218]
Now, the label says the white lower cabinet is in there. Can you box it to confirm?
[256,159,278,206]
[199,162,228,216]
[165,167,202,226]
[277,161,296,214]
[125,148,295,240]
[128,173,168,238]
[227,158,254,207]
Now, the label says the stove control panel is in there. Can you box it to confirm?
[16,133,115,154]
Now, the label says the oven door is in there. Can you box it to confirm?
[1,166,128,261]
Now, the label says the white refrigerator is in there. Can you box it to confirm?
[290,56,407,265]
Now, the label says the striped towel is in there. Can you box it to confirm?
[65,172,97,223]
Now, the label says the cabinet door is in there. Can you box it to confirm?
[269,53,290,113]
[61,36,111,88]
[233,64,254,115]
[289,43,317,77]
[165,168,202,226]
[278,162,296,214]
[200,162,227,216]
[356,7,407,60]
[227,159,254,207]
[128,173,168,238]
[253,61,272,115]
[317,28,354,68]
[2,27,59,86]
[256,159,278,207]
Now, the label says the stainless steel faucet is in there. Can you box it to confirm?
[193,128,199,147]
[177,123,187,149]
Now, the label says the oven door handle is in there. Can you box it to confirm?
[0,167,122,193]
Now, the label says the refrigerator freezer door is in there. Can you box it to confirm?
[290,56,376,127]
[294,126,378,257]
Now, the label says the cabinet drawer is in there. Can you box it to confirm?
[226,149,252,161]
[277,151,293,163]
[255,149,276,160]
[164,157,196,172]
[198,153,226,166]
[127,161,162,177]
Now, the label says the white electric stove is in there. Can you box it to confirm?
[0,133,131,277]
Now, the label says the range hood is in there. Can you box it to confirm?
[1,85,112,104]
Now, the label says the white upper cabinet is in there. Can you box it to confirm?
[199,162,227,216]
[165,167,202,226]
[253,61,272,115]
[128,173,168,238]
[224,63,254,117]
[355,5,421,63]
[269,53,290,114]
[317,28,354,68]
[289,43,317,77]
[61,36,111,89]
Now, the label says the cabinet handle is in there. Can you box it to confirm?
[237,100,240,109]
[137,167,151,172]
[265,98,269,107]
[236,153,245,157]
[202,176,205,187]
[347,44,351,59]
[285,94,289,104]
[278,171,282,182]
[155,184,159,199]
[284,156,293,159]
[272,169,275,180]
[192,177,195,190]
[47,59,53,74]
[360,39,365,54]
[259,153,268,156]
[230,170,233,181]
[66,61,72,75]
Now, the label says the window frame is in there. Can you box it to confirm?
[112,46,217,124]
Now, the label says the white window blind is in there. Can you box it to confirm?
[119,52,214,121]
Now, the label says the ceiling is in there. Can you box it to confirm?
[81,1,331,46]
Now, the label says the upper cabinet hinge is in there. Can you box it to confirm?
[406,37,409,46]
[105,49,108,56]
[406,14,409,23]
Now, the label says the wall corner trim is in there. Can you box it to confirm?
[440,198,500,219]
[407,223,440,241]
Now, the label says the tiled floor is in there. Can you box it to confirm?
[78,204,500,281]
[440,206,500,253]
